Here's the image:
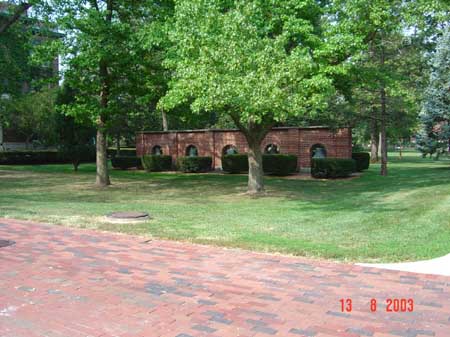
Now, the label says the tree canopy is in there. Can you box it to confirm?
[159,0,355,193]
[37,0,173,186]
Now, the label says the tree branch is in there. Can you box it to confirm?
[0,2,31,35]
[106,0,113,22]
[89,0,99,12]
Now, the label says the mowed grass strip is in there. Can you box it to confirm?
[0,151,449,262]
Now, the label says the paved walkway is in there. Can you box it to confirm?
[358,254,450,277]
[0,219,449,337]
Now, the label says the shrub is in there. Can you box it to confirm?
[222,154,248,173]
[263,154,298,176]
[60,144,96,171]
[141,155,172,172]
[222,153,298,175]
[111,156,142,170]
[311,158,356,179]
[177,156,212,173]
[352,152,370,171]
[0,151,84,165]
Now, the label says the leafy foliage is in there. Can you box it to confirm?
[416,29,450,159]
[0,150,63,165]
[177,156,212,173]
[322,0,449,174]
[141,155,172,172]
[0,22,30,97]
[56,85,96,171]
[222,154,249,173]
[311,158,356,179]
[3,88,58,146]
[351,152,370,171]
[222,154,298,175]
[161,1,344,122]
[111,156,141,170]
[263,154,298,176]
[158,0,355,192]
[35,0,175,185]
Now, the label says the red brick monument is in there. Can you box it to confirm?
[136,126,352,169]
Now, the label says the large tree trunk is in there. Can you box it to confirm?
[370,117,379,163]
[96,117,110,186]
[379,42,388,176]
[96,58,111,187]
[230,114,271,195]
[162,110,168,131]
[94,0,113,187]
[380,101,387,176]
[247,138,264,194]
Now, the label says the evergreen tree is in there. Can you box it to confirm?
[417,29,450,159]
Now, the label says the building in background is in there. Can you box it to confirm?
[137,126,352,169]
[0,1,60,151]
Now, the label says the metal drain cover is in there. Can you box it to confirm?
[105,211,150,223]
[0,239,15,248]
[107,211,149,219]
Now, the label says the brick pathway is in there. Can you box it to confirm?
[0,219,449,337]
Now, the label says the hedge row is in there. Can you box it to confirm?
[311,158,356,179]
[112,155,212,172]
[0,150,95,165]
[352,152,370,171]
[177,156,212,173]
[113,155,213,173]
[141,155,172,172]
[111,156,142,170]
[263,154,298,176]
[222,154,248,173]
[222,154,298,176]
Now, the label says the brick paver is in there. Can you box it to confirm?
[0,219,449,337]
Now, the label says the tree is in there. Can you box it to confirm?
[56,85,95,171]
[40,0,171,186]
[417,28,450,159]
[1,0,60,147]
[329,0,449,175]
[4,87,58,147]
[159,0,353,194]
[0,17,30,98]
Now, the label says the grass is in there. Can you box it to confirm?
[0,151,449,262]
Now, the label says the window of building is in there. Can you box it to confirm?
[264,143,280,154]
[311,144,327,158]
[222,145,238,156]
[151,145,163,155]
[185,145,198,157]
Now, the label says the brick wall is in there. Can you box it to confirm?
[136,127,352,169]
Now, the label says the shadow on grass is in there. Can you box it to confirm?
[1,152,449,215]
[1,152,449,261]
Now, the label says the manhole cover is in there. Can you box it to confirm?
[105,211,150,223]
[107,211,149,219]
[0,240,15,248]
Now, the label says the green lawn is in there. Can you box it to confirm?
[1,151,449,262]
